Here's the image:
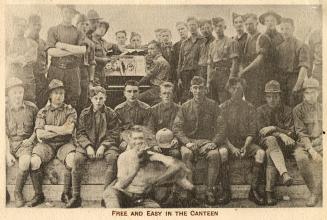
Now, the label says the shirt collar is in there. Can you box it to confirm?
[47,103,65,112]
[92,105,105,113]
[126,100,140,108]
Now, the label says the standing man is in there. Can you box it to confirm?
[216,77,265,205]
[27,14,48,108]
[239,13,272,107]
[172,76,227,205]
[69,86,121,208]
[28,79,78,207]
[231,13,247,68]
[115,30,128,52]
[154,28,164,43]
[257,80,295,206]
[139,40,171,106]
[47,5,86,110]
[198,19,215,81]
[177,17,204,103]
[5,77,39,207]
[6,16,38,103]
[293,78,322,207]
[277,18,310,107]
[207,17,239,104]
[75,13,96,114]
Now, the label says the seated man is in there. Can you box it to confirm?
[5,77,39,207]
[216,77,266,205]
[293,78,322,207]
[28,79,78,207]
[139,40,170,106]
[114,80,154,151]
[257,80,294,206]
[172,76,227,205]
[68,86,121,208]
[103,126,193,208]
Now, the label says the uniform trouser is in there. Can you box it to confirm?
[208,67,230,104]
[277,71,302,107]
[180,145,221,188]
[294,144,322,197]
[48,65,81,110]
[77,66,90,114]
[139,85,161,106]
[243,70,265,108]
[103,186,160,208]
[262,136,289,192]
[179,70,196,104]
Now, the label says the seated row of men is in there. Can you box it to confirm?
[6,75,322,208]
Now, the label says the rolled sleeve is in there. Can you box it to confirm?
[35,109,46,130]
[66,107,78,125]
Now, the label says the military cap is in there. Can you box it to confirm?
[87,9,102,20]
[212,17,225,26]
[89,86,107,97]
[232,13,245,23]
[226,77,247,90]
[303,78,320,90]
[57,5,79,14]
[265,80,281,93]
[280,17,294,27]
[48,79,64,93]
[156,128,174,149]
[75,14,88,25]
[259,10,282,25]
[6,77,24,93]
[243,13,258,22]
[191,76,206,86]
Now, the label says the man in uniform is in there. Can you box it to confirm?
[154,28,164,43]
[277,18,310,107]
[28,79,78,207]
[68,86,121,208]
[198,19,215,81]
[27,15,48,108]
[103,126,193,208]
[75,13,96,114]
[6,16,38,103]
[139,40,171,106]
[257,80,295,205]
[115,80,154,151]
[5,77,39,207]
[207,17,239,104]
[216,77,266,205]
[115,30,128,52]
[239,13,272,107]
[293,78,322,207]
[86,9,102,38]
[172,76,227,205]
[159,29,175,82]
[231,13,247,67]
[47,5,86,110]
[177,17,204,103]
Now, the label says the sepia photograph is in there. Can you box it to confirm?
[3,1,324,213]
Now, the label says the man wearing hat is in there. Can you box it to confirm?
[232,13,247,66]
[86,9,102,38]
[28,79,78,207]
[6,16,38,103]
[198,19,215,81]
[177,17,205,103]
[172,76,227,205]
[276,17,310,107]
[216,77,266,205]
[257,80,295,205]
[5,77,39,207]
[47,5,86,110]
[293,78,322,207]
[238,13,272,107]
[69,86,121,208]
[207,17,239,104]
[27,14,48,108]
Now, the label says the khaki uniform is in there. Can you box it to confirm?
[198,35,215,80]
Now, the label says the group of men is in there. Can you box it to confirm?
[5,4,322,209]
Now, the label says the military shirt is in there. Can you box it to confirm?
[172,97,221,145]
[47,24,85,66]
[257,104,294,136]
[35,103,77,143]
[277,37,310,73]
[6,101,39,142]
[114,100,154,132]
[178,34,205,73]
[216,99,257,147]
[198,35,215,67]
[264,29,284,70]
[143,54,170,86]
[232,32,248,66]
[77,105,121,149]
[151,102,180,131]
[293,102,322,140]
[207,35,239,64]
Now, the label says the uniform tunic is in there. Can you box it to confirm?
[198,35,215,79]
[232,32,248,67]
[151,102,180,132]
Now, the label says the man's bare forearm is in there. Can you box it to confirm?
[36,129,60,140]
[45,124,74,135]
[241,54,264,76]
[48,48,75,57]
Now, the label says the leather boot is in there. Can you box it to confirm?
[266,166,277,206]
[217,162,231,205]
[61,169,72,203]
[281,172,293,186]
[27,169,45,207]
[66,170,82,208]
[205,187,216,206]
[248,162,265,206]
[14,170,29,207]
[306,194,319,207]
[266,191,277,206]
